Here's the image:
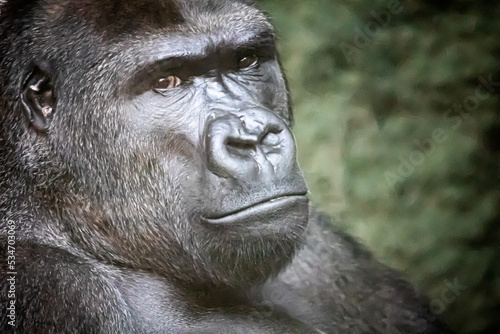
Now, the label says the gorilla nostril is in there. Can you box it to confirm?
[227,138,256,150]
[226,136,258,156]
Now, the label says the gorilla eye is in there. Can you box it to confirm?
[152,75,183,91]
[238,54,259,69]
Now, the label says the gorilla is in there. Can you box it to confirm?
[0,0,447,333]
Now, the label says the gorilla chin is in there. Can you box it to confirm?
[197,197,310,288]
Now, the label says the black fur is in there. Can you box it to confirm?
[0,0,448,333]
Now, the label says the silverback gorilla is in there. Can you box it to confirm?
[0,0,447,333]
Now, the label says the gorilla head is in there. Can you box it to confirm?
[0,0,309,288]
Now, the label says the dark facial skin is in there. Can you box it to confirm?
[0,1,449,333]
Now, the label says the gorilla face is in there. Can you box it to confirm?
[6,0,309,287]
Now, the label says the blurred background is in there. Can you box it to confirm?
[259,0,500,333]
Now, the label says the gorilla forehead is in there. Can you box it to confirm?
[25,0,274,78]
[41,0,270,36]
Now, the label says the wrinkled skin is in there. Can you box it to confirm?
[0,0,448,333]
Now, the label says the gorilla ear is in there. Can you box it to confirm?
[21,66,56,132]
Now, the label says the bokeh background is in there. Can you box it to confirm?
[259,0,500,333]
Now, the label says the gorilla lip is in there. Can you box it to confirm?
[202,193,308,225]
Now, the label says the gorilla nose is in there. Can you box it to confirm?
[205,108,296,181]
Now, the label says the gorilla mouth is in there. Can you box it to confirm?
[203,193,308,225]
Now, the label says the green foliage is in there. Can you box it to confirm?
[260,0,500,332]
